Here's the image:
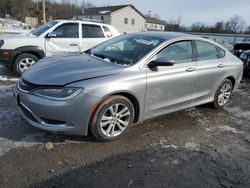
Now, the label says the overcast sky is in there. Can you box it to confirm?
[86,0,250,26]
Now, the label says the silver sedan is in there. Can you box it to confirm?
[14,32,243,141]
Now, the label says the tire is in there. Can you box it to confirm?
[212,79,233,109]
[13,53,39,76]
[90,95,135,142]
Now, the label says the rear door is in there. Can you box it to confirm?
[81,24,107,51]
[45,22,80,56]
[144,40,198,118]
[192,40,228,100]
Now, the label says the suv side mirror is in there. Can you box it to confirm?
[47,32,57,38]
[148,57,175,68]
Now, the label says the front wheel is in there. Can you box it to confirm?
[13,53,39,76]
[90,95,135,142]
[212,79,233,109]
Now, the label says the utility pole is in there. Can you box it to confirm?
[42,0,46,23]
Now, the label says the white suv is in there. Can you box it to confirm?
[0,20,120,75]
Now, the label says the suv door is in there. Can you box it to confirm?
[81,24,107,51]
[145,41,198,118]
[45,23,80,56]
[192,40,227,100]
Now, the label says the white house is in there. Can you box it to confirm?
[146,16,166,31]
[73,5,146,34]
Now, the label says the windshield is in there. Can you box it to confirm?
[30,21,58,37]
[88,34,165,65]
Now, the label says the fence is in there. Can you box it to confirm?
[186,32,250,45]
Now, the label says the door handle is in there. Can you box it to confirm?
[70,43,78,46]
[217,64,225,68]
[186,68,196,72]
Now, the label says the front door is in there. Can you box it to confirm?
[45,23,80,56]
[144,40,198,118]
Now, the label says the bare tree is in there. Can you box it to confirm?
[224,15,246,33]
[190,22,206,32]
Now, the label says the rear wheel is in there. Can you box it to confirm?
[212,79,233,109]
[90,95,135,142]
[14,53,38,76]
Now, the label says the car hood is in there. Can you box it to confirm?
[22,53,124,86]
[0,33,32,40]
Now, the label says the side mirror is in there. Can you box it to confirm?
[47,32,57,38]
[148,57,175,68]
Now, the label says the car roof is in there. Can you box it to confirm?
[130,31,192,41]
[54,19,113,27]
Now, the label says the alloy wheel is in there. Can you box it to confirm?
[100,103,131,137]
[218,83,232,106]
[19,58,36,72]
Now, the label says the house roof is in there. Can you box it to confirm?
[146,16,166,25]
[83,4,146,19]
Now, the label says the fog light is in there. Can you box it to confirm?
[3,51,9,55]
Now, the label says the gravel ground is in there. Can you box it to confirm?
[0,65,250,188]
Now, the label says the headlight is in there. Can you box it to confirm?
[240,53,247,59]
[32,87,83,100]
[0,40,4,48]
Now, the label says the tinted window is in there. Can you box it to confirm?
[52,23,79,38]
[103,26,113,38]
[156,41,193,64]
[195,41,218,61]
[82,24,105,38]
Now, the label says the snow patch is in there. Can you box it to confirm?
[184,142,200,151]
[218,126,243,134]
[0,75,18,81]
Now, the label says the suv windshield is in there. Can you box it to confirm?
[88,34,164,65]
[30,21,58,37]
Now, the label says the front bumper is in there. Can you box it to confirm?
[14,86,100,136]
[0,49,19,68]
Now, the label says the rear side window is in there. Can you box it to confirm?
[52,23,79,38]
[217,48,226,58]
[156,41,193,64]
[82,24,105,38]
[103,26,113,38]
[195,41,218,61]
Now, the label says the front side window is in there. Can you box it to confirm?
[52,23,79,38]
[156,41,193,64]
[195,41,218,61]
[88,34,164,65]
[82,24,105,38]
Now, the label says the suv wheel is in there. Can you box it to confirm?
[90,95,135,142]
[14,53,39,76]
[213,79,233,109]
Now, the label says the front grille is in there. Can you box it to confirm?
[18,79,38,92]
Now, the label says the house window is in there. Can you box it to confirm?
[131,19,135,25]
[90,16,92,19]
[101,16,104,21]
[124,18,128,24]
